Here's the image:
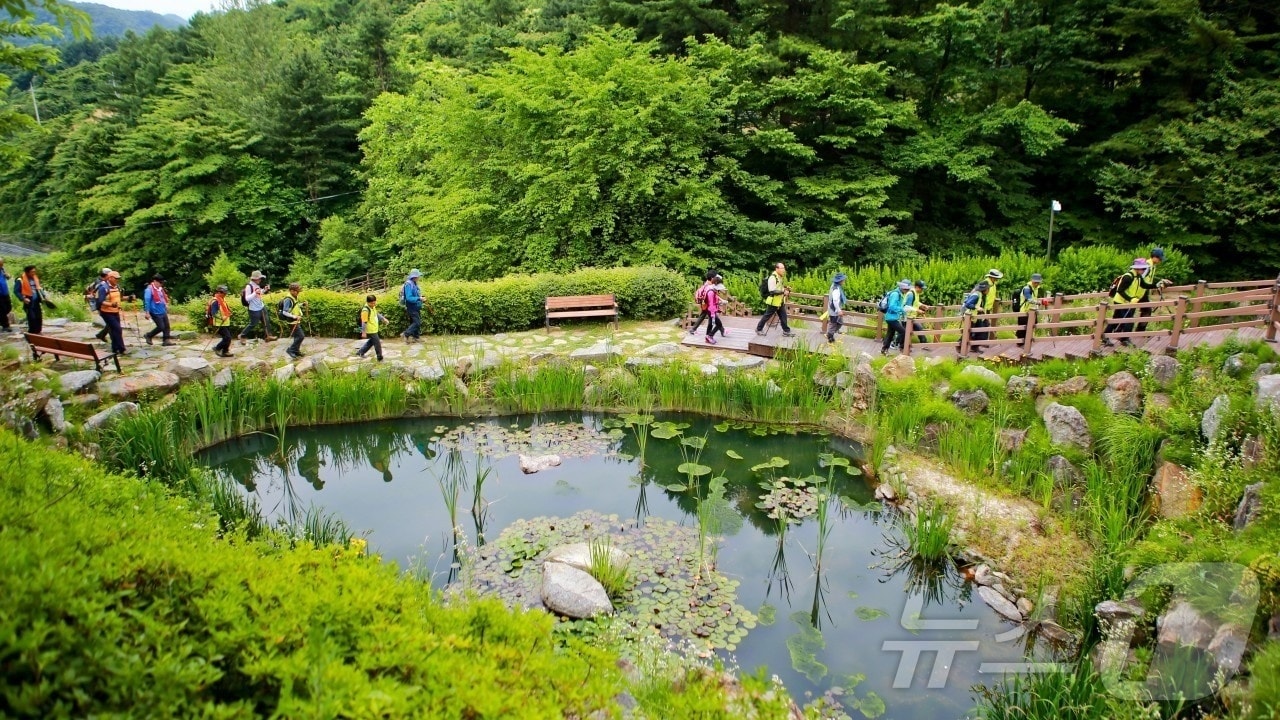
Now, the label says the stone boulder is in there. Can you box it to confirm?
[1102,371,1143,415]
[1256,374,1280,416]
[624,357,669,372]
[42,397,67,434]
[950,389,990,414]
[1156,600,1215,653]
[1233,482,1265,531]
[98,370,180,400]
[1045,376,1090,397]
[715,355,766,372]
[58,369,101,395]
[519,454,562,474]
[699,364,718,376]
[1152,461,1201,519]
[638,342,682,358]
[1222,353,1247,378]
[998,428,1028,453]
[569,342,619,363]
[544,542,631,573]
[1202,394,1231,441]
[1241,436,1266,470]
[84,401,140,431]
[541,561,613,619]
[1042,403,1092,449]
[168,357,213,382]
[244,359,273,377]
[273,364,296,382]
[1095,599,1145,623]
[1146,355,1180,387]
[880,354,916,381]
[978,585,1024,623]
[842,365,878,412]
[212,368,234,389]
[1252,363,1277,382]
[959,365,1005,387]
[1006,375,1039,399]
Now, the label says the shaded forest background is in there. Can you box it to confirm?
[1,0,1277,299]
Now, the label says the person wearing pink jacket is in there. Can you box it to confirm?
[705,274,727,344]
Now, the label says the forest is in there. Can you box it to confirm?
[1,0,1277,299]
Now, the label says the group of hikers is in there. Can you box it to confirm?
[690,248,1172,354]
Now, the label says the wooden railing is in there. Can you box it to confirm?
[777,278,1280,357]
[323,271,394,295]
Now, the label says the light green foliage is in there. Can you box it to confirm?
[203,249,247,296]
[588,536,633,600]
[0,427,626,717]
[974,663,1158,720]
[898,501,954,563]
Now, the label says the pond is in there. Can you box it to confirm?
[203,413,1052,719]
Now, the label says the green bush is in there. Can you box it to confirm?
[0,428,626,717]
[176,266,687,337]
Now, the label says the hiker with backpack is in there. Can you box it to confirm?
[143,274,175,346]
[356,295,387,362]
[1104,258,1160,347]
[1013,273,1051,341]
[704,274,727,344]
[961,281,992,352]
[907,280,930,345]
[15,264,52,335]
[0,258,11,333]
[96,270,127,355]
[1134,247,1171,333]
[826,273,848,344]
[880,279,914,354]
[238,270,276,344]
[755,263,794,338]
[400,269,423,343]
[689,271,716,335]
[207,285,234,358]
[87,268,111,342]
[279,282,306,360]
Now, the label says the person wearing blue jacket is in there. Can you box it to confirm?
[825,273,847,343]
[143,274,175,346]
[400,269,423,343]
[0,258,10,332]
[962,280,991,351]
[881,279,914,354]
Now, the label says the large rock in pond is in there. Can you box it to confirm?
[541,561,613,619]
[58,369,101,395]
[1202,395,1231,441]
[98,370,180,400]
[544,542,631,573]
[880,354,916,381]
[1042,403,1092,449]
[1102,371,1143,415]
[84,401,139,431]
[978,585,1023,622]
[1152,461,1201,519]
[519,454,562,474]
[168,357,213,382]
[1147,355,1181,388]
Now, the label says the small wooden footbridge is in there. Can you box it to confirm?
[681,279,1280,362]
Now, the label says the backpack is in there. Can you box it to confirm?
[694,284,709,310]
[85,280,101,310]
[398,284,407,307]
[758,274,771,300]
[204,300,216,326]
[1011,285,1027,312]
[1107,273,1129,298]
[240,284,252,308]
[877,288,899,313]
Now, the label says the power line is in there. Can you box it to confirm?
[0,190,362,243]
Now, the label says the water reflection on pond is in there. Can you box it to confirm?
[203,413,1049,720]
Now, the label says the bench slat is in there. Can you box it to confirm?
[546,296,616,308]
[547,309,619,319]
[25,333,121,373]
[544,294,619,330]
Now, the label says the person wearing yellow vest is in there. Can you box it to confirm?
[96,269,127,354]
[207,285,235,357]
[1135,246,1171,333]
[1013,273,1050,340]
[14,264,51,335]
[907,279,930,345]
[356,295,387,362]
[754,263,795,337]
[1103,258,1158,347]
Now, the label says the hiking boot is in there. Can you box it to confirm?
[782,331,795,338]
[162,341,176,347]
[827,335,835,343]
[217,350,234,358]
[755,330,766,337]
[265,336,278,342]
[145,335,153,345]
[238,337,246,345]
[704,336,716,345]
[1120,338,1134,347]
[286,351,300,360]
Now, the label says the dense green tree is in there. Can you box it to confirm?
[1,0,89,161]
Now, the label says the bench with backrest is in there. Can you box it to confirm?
[25,333,121,373]
[545,294,619,330]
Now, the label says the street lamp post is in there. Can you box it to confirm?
[1046,200,1061,259]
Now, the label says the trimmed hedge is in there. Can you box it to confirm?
[176,265,687,337]
[722,247,1195,311]
[0,427,626,716]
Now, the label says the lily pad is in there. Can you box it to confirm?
[758,604,777,626]
[680,436,707,450]
[714,422,731,433]
[677,462,712,477]
[650,424,682,440]
[663,483,688,492]
[725,450,744,460]
[855,606,889,622]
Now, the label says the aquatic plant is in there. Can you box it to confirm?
[588,536,633,601]
[974,662,1160,720]
[897,500,955,564]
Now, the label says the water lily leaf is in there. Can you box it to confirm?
[855,606,889,622]
[845,465,863,476]
[663,483,688,492]
[617,452,635,461]
[757,605,776,626]
[725,450,744,460]
[602,419,624,428]
[852,691,886,718]
[651,425,682,439]
[714,422,731,433]
[622,414,654,426]
[677,462,712,477]
[680,436,707,450]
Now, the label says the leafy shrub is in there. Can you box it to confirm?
[175,266,687,336]
[0,428,627,718]
[203,249,248,296]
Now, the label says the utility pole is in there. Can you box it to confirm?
[1046,200,1061,259]
[30,81,41,125]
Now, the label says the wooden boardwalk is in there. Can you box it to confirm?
[681,279,1280,363]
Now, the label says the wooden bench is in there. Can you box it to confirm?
[25,333,121,373]
[545,294,619,330]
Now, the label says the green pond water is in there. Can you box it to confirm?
[203,413,1055,720]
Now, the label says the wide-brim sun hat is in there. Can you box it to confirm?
[833,272,847,283]
[986,269,1004,279]
[408,269,422,279]
[898,279,911,290]
[1031,273,1043,282]
[977,281,991,291]
[250,270,264,280]
[106,270,120,278]
[1132,258,1150,270]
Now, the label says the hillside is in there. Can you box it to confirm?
[23,1,184,42]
